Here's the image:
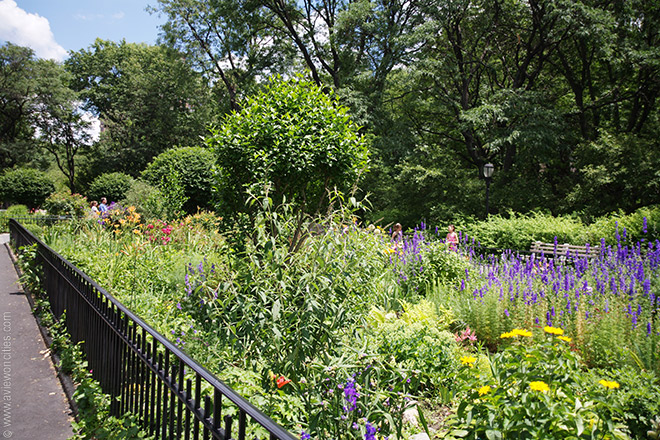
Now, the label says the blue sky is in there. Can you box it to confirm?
[0,0,165,61]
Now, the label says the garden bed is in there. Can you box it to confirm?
[32,206,660,439]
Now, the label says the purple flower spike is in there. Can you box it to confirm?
[365,422,377,440]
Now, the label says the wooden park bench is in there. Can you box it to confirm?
[529,241,600,261]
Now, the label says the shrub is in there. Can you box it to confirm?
[141,146,216,214]
[87,172,135,204]
[43,192,88,217]
[0,204,30,232]
[206,75,369,218]
[369,302,460,395]
[461,211,585,250]
[0,168,55,208]
[583,205,660,245]
[120,180,167,221]
[444,327,630,439]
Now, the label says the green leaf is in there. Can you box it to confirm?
[576,415,584,436]
[485,430,502,440]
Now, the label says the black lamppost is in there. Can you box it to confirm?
[483,163,494,217]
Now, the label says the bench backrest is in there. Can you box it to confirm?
[530,241,599,259]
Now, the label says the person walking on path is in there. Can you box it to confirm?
[0,233,73,439]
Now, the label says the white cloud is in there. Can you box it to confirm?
[112,12,125,20]
[74,13,104,21]
[0,0,67,61]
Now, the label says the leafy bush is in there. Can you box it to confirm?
[120,180,167,221]
[1,204,29,232]
[141,146,216,214]
[460,206,660,250]
[461,211,585,250]
[368,301,460,395]
[584,366,660,439]
[43,192,88,217]
[206,75,369,218]
[583,205,660,246]
[444,327,630,439]
[0,168,55,208]
[87,172,135,204]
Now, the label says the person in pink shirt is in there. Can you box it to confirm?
[446,224,458,251]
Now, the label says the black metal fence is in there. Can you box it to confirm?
[9,218,297,440]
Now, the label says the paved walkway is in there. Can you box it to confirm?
[0,233,73,439]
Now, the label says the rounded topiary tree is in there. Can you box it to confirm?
[206,75,369,216]
[87,172,135,204]
[141,146,216,214]
[0,168,55,209]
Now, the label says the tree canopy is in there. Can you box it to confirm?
[65,39,217,180]
[206,76,369,216]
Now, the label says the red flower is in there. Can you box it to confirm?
[275,375,291,388]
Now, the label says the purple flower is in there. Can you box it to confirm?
[301,431,311,440]
[365,422,377,440]
[343,379,358,412]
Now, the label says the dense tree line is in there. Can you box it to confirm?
[2,0,659,224]
[152,0,660,222]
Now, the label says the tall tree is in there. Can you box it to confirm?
[33,62,92,194]
[0,43,49,170]
[65,39,216,179]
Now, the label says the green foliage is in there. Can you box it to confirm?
[0,204,29,232]
[207,75,369,217]
[300,341,418,440]
[583,205,660,246]
[141,146,216,214]
[0,167,55,208]
[567,132,660,217]
[584,367,660,439]
[444,328,629,439]
[153,165,188,221]
[16,243,42,294]
[66,39,216,177]
[0,42,53,171]
[461,205,660,250]
[87,172,135,204]
[120,180,167,221]
[461,211,585,250]
[368,302,460,395]
[43,191,88,217]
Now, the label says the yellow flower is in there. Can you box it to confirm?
[478,385,491,396]
[529,381,550,393]
[598,379,620,389]
[557,336,572,343]
[543,326,564,336]
[500,331,515,339]
[512,328,532,337]
[460,356,477,366]
[132,229,141,235]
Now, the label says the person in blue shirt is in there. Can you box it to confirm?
[99,197,108,213]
